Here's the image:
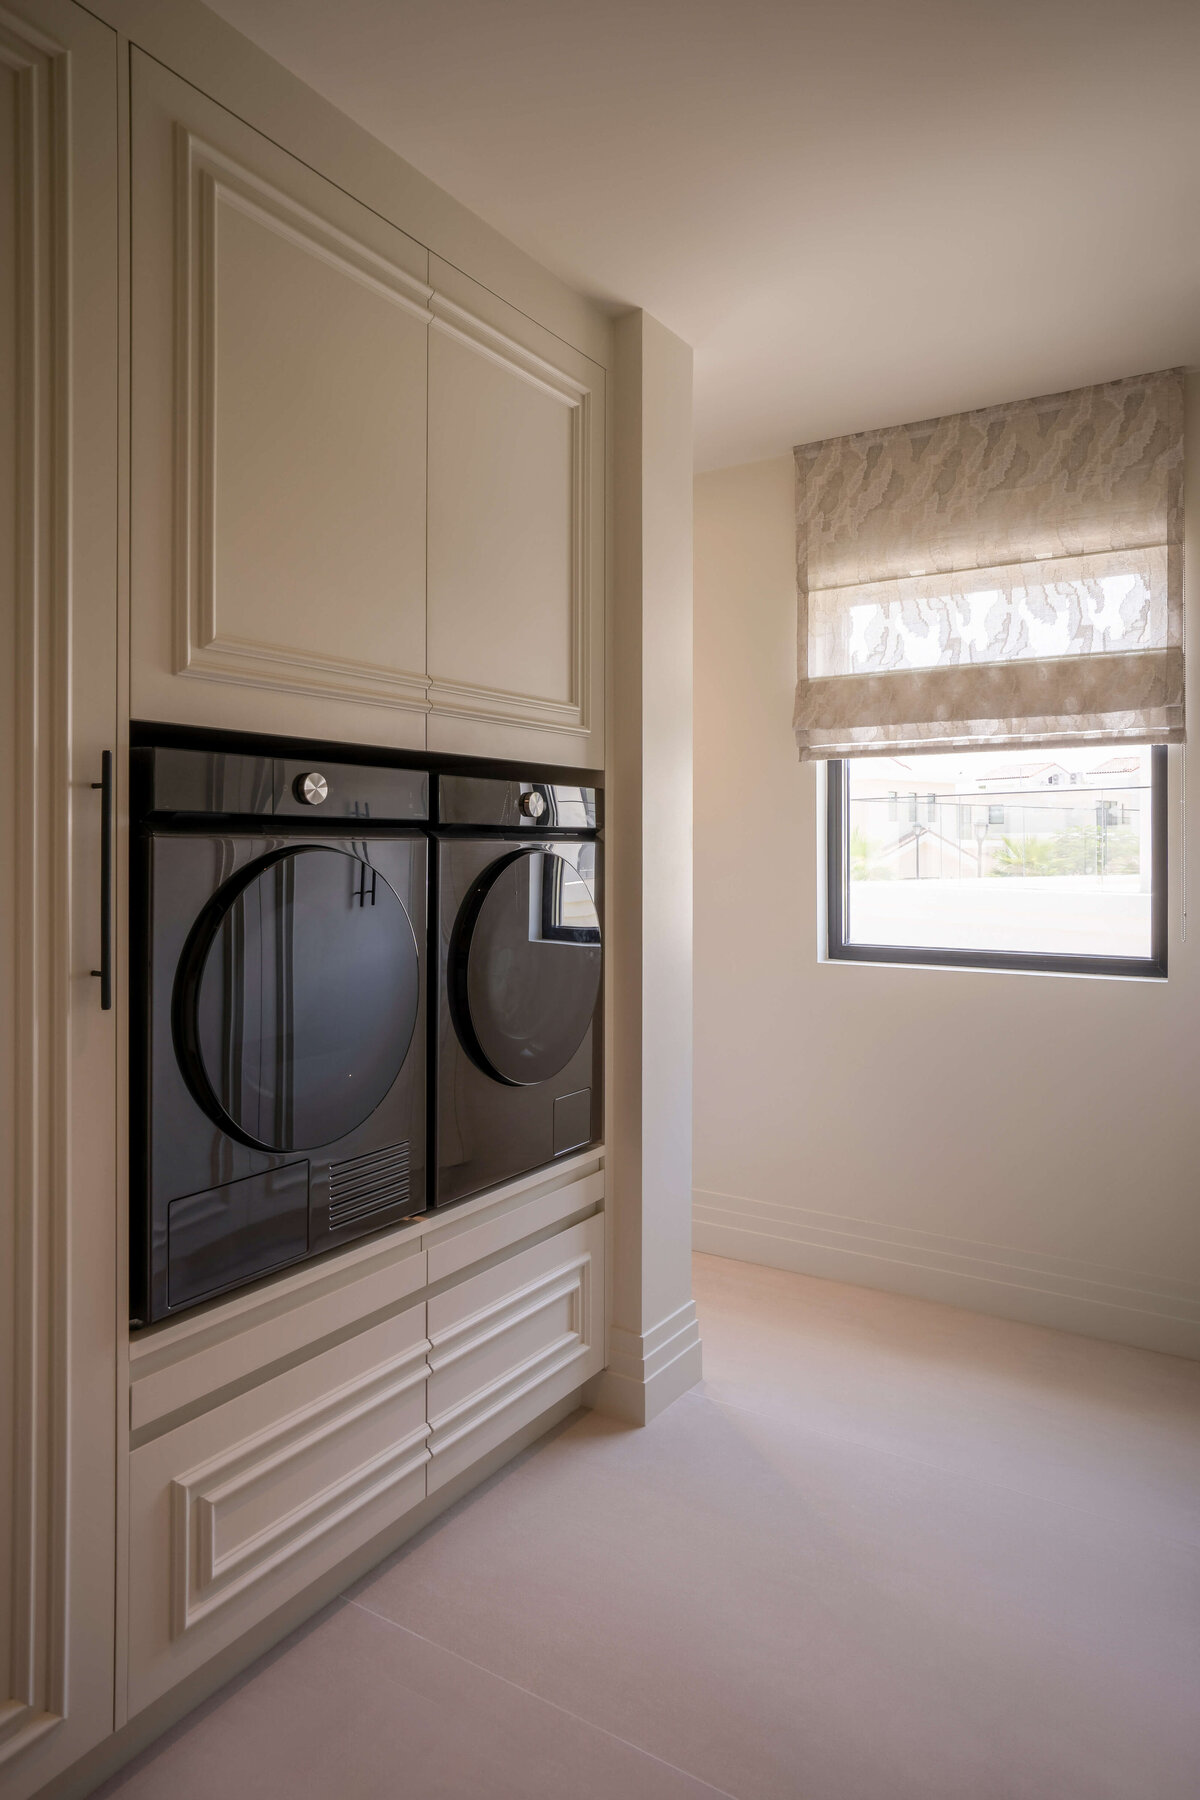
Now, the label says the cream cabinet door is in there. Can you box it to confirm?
[130,53,431,748]
[0,3,119,1795]
[427,259,606,768]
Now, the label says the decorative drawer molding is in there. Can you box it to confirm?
[169,1335,430,1636]
[130,1235,428,1442]
[425,1163,604,1284]
[172,124,432,713]
[128,1303,430,1714]
[429,1260,589,1447]
[427,1216,604,1488]
[127,1179,605,1712]
[130,1149,604,1444]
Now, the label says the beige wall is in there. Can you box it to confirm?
[693,387,1200,1359]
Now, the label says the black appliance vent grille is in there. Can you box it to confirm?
[327,1142,411,1232]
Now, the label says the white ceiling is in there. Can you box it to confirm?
[205,0,1200,469]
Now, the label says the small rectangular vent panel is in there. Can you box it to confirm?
[328,1142,411,1232]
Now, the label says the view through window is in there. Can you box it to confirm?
[830,746,1164,971]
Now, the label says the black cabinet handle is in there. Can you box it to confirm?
[90,749,112,1010]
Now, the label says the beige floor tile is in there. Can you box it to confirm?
[353,1381,1200,1800]
[90,1598,730,1800]
[693,1251,1200,1547]
[94,1253,1200,1800]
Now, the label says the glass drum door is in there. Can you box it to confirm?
[174,844,420,1151]
[451,845,601,1087]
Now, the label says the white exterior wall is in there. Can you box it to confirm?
[692,379,1200,1359]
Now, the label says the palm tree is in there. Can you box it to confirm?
[849,828,891,881]
[992,835,1061,877]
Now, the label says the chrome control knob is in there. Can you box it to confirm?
[295,771,328,807]
[520,789,547,820]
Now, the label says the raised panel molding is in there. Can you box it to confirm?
[169,1336,431,1637]
[0,6,71,1766]
[172,125,433,712]
[427,1230,602,1483]
[168,127,601,740]
[129,1148,604,1442]
[426,293,595,738]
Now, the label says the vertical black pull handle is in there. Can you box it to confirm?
[90,749,112,1011]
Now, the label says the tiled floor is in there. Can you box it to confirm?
[94,1253,1200,1799]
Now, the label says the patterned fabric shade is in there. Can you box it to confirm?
[793,371,1184,759]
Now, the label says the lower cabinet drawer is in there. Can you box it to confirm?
[427,1213,604,1492]
[128,1303,429,1715]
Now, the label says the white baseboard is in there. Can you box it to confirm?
[693,1188,1200,1362]
[587,1299,703,1424]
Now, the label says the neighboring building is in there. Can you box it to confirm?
[846,749,1152,877]
[859,826,981,881]
[1088,756,1142,784]
[974,762,1071,791]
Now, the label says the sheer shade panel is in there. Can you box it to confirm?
[793,371,1185,759]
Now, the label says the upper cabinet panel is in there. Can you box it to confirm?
[429,331,574,708]
[427,260,605,769]
[130,54,431,748]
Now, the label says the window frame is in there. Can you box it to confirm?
[825,745,1168,979]
[538,849,601,946]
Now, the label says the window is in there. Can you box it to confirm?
[827,745,1166,976]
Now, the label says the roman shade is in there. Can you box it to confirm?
[793,370,1184,760]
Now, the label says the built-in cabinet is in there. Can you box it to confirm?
[125,1159,604,1718]
[0,2,119,1794]
[426,260,605,760]
[2,4,618,1794]
[130,55,606,766]
[130,53,431,748]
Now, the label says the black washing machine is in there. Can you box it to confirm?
[131,744,429,1325]
[434,773,602,1207]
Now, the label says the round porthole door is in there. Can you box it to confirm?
[174,845,420,1152]
[451,846,601,1087]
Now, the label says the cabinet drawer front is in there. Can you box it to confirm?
[129,1304,429,1713]
[131,1234,428,1439]
[425,1162,603,1286]
[427,1215,603,1489]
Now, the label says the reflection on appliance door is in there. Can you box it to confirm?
[451,845,601,1088]
[435,822,601,1210]
[174,845,420,1152]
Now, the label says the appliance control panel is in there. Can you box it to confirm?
[274,758,426,820]
[140,747,428,822]
[293,771,329,807]
[438,774,599,831]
